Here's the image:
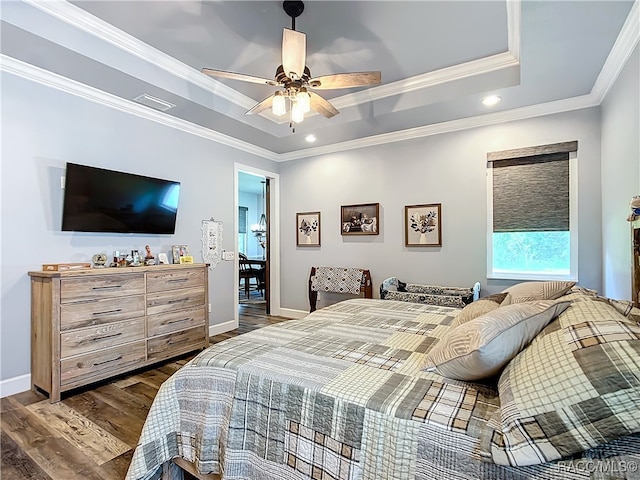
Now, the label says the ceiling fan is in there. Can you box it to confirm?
[201,1,381,129]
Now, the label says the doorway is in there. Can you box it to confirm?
[235,164,280,323]
[238,172,268,309]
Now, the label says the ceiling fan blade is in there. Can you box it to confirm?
[308,72,381,90]
[246,94,275,115]
[282,28,306,80]
[309,91,339,118]
[201,68,277,86]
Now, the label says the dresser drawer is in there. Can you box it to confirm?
[61,274,145,303]
[147,326,206,361]
[60,319,145,358]
[60,341,146,386]
[147,288,205,316]
[60,295,145,331]
[147,306,206,337]
[147,268,205,293]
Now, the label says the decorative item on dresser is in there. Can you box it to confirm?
[29,263,209,403]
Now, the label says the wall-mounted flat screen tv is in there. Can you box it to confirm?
[61,162,180,234]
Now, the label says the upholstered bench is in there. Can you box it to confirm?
[309,266,372,312]
[380,277,480,308]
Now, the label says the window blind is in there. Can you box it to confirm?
[239,206,248,234]
[487,141,577,233]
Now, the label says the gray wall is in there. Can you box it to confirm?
[279,108,604,312]
[0,72,277,381]
[3,53,634,385]
[600,44,640,299]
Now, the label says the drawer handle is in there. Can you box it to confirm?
[168,278,189,283]
[168,298,188,304]
[92,285,123,290]
[167,317,190,325]
[92,309,122,316]
[94,355,122,366]
[93,332,123,342]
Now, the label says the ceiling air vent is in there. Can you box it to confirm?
[133,93,176,112]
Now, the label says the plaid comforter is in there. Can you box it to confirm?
[126,299,640,480]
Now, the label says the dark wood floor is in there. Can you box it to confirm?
[1,304,292,480]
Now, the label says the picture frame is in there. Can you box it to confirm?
[157,252,169,265]
[296,211,321,246]
[405,203,442,246]
[172,244,189,264]
[341,203,380,235]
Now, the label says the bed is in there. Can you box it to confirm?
[126,285,640,480]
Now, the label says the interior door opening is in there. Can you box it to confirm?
[237,172,269,314]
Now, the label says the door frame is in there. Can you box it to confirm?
[234,163,280,323]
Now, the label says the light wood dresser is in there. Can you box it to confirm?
[29,263,209,402]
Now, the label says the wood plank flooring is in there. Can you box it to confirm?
[1,304,292,480]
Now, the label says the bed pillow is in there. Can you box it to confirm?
[502,280,575,304]
[423,299,571,381]
[481,291,640,466]
[451,292,509,328]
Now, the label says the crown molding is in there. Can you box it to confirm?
[0,52,605,164]
[591,0,639,103]
[23,0,520,121]
[330,52,519,111]
[2,0,633,163]
[331,0,521,110]
[23,0,256,110]
[0,55,279,162]
[277,94,600,162]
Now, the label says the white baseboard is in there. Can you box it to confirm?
[209,320,237,337]
[0,374,31,398]
[279,308,309,319]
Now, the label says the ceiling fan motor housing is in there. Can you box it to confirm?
[283,1,305,22]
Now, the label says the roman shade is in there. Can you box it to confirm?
[488,141,577,232]
[238,206,248,234]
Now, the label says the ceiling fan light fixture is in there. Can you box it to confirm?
[272,92,287,116]
[200,0,380,133]
[296,89,311,113]
[291,101,305,123]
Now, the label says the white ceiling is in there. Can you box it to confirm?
[1,1,638,161]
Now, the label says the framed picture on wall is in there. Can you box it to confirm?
[296,211,321,246]
[341,203,379,235]
[405,203,442,246]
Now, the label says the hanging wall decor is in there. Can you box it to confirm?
[341,203,379,235]
[296,211,321,246]
[405,203,442,246]
[201,219,223,268]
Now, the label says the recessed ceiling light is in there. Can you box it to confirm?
[482,95,502,107]
[305,134,317,143]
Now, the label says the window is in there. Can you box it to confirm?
[238,206,248,255]
[487,141,578,281]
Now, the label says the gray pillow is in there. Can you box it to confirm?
[424,299,571,380]
[451,292,509,328]
[502,281,575,304]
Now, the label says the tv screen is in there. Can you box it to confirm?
[61,163,180,234]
